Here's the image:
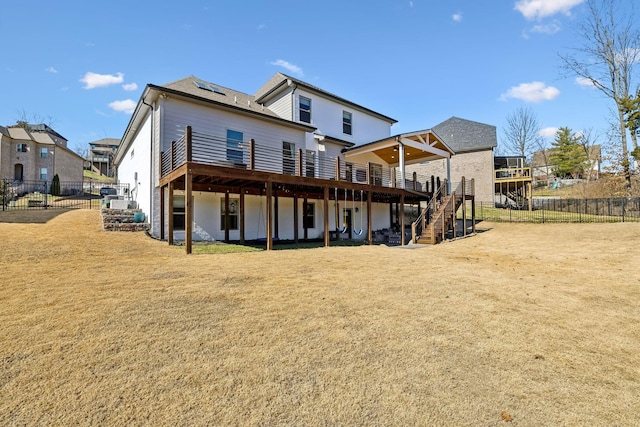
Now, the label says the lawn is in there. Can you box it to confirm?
[1,209,639,426]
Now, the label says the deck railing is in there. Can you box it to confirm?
[495,167,532,181]
[160,126,436,191]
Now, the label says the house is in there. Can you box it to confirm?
[531,145,601,183]
[406,117,497,203]
[115,74,466,251]
[89,138,120,177]
[0,123,84,187]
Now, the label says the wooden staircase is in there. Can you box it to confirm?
[411,177,474,245]
[416,194,463,244]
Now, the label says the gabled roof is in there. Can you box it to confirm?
[116,76,316,166]
[160,76,287,120]
[344,129,454,166]
[0,126,9,137]
[255,72,398,124]
[4,123,68,146]
[432,117,496,153]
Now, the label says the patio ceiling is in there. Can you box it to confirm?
[344,130,454,166]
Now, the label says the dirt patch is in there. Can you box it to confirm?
[1,209,639,425]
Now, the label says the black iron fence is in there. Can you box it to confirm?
[1,179,131,211]
[464,197,640,223]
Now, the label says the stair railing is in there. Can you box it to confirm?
[411,179,448,243]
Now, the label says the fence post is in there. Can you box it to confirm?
[43,182,48,210]
[622,198,626,223]
[2,179,5,211]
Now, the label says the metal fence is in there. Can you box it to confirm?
[1,179,131,211]
[464,197,640,223]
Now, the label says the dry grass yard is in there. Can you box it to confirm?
[1,209,639,426]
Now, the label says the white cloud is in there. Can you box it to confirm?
[539,127,559,138]
[452,12,463,22]
[500,81,560,103]
[257,23,266,30]
[530,21,560,34]
[45,66,58,74]
[409,1,414,7]
[515,0,584,20]
[122,82,138,91]
[269,59,304,77]
[80,72,124,89]
[108,99,136,114]
[575,77,596,87]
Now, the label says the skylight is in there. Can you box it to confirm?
[194,81,225,95]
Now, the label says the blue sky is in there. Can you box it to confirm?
[0,0,626,154]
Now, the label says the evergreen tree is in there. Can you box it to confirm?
[50,174,61,196]
[549,128,588,179]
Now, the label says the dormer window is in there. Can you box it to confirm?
[299,96,311,123]
[343,111,352,135]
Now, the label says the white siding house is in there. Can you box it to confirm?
[115,74,456,251]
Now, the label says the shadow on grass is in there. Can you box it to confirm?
[0,208,74,224]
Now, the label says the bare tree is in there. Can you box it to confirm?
[502,106,541,162]
[577,128,600,181]
[559,0,640,190]
[14,109,57,129]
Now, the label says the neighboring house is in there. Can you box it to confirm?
[531,145,601,183]
[89,138,120,177]
[406,117,497,203]
[114,74,456,249]
[0,123,84,186]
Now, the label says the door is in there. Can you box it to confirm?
[14,164,23,181]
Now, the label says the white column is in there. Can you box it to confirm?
[399,143,406,189]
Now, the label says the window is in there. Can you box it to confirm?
[303,202,315,229]
[345,162,353,182]
[17,143,28,153]
[226,129,244,163]
[173,195,185,231]
[40,168,48,181]
[343,111,352,135]
[40,147,48,158]
[283,142,296,175]
[220,198,239,230]
[370,163,383,186]
[299,96,311,123]
[305,150,315,177]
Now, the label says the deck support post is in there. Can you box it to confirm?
[367,191,373,245]
[293,194,299,243]
[168,182,174,245]
[471,179,476,234]
[160,185,165,240]
[462,176,467,237]
[266,181,273,250]
[274,194,279,239]
[185,168,193,255]
[323,186,330,247]
[400,194,405,246]
[224,192,230,243]
[239,191,245,244]
[303,198,308,241]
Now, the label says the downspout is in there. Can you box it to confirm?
[289,79,298,122]
[141,97,154,230]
